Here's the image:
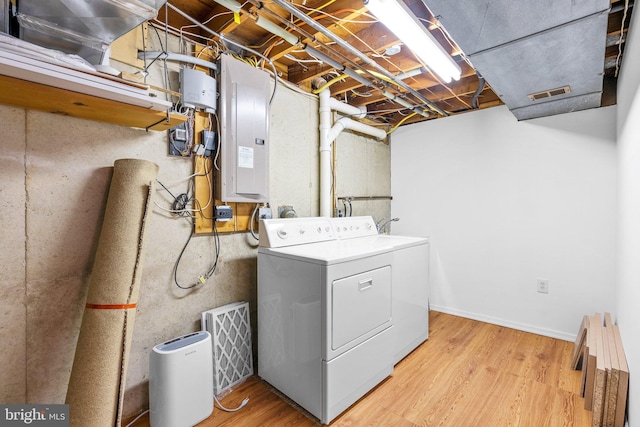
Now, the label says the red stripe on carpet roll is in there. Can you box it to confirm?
[85,303,137,310]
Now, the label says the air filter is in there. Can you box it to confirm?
[201,302,254,395]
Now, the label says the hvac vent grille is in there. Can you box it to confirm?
[202,302,254,395]
[528,86,571,101]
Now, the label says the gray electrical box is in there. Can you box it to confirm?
[217,54,270,203]
[180,68,217,113]
[1,0,8,34]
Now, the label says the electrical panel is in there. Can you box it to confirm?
[217,54,270,203]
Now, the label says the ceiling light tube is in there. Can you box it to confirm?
[254,16,299,46]
[364,0,461,83]
[211,0,242,13]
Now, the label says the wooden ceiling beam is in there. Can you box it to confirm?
[292,36,474,97]
[198,4,240,35]
[360,82,487,116]
[378,89,500,127]
[327,58,476,108]
[345,74,481,107]
[288,21,405,83]
[156,0,511,129]
[261,0,366,57]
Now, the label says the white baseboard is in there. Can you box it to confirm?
[430,305,576,342]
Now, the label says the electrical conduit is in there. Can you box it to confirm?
[206,0,436,118]
[137,51,218,70]
[272,0,448,117]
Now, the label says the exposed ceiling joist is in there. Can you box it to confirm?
[154,0,633,130]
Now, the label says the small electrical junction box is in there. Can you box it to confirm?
[215,205,233,221]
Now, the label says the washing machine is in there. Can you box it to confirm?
[257,216,429,424]
[363,233,430,363]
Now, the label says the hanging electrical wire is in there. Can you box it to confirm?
[155,158,221,290]
[249,203,261,241]
[295,4,379,24]
[166,2,280,107]
[152,0,454,131]
[471,74,486,109]
[284,53,323,64]
[615,0,630,77]
[387,112,417,135]
[289,1,467,115]
[349,89,374,97]
[172,220,220,290]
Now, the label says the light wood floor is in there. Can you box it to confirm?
[130,311,591,426]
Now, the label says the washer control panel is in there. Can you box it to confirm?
[329,216,378,239]
[259,216,379,248]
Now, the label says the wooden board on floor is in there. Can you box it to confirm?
[612,325,629,427]
[591,317,607,427]
[580,315,591,397]
[577,312,631,427]
[584,314,600,409]
[572,315,589,370]
[603,313,619,427]
[581,343,589,397]
[601,317,616,427]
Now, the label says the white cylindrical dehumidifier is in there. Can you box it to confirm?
[149,331,214,427]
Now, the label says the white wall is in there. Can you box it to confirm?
[616,1,640,423]
[391,105,617,341]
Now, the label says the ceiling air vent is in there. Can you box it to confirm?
[528,86,571,101]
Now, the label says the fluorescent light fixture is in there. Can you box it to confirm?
[365,0,461,83]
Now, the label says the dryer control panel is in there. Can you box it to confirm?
[259,216,379,248]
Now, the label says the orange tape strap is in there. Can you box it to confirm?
[86,303,137,310]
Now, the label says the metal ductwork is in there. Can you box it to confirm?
[8,0,164,65]
[422,0,610,120]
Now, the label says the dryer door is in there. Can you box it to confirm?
[331,265,392,351]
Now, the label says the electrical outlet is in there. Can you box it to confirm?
[258,206,272,220]
[537,279,549,294]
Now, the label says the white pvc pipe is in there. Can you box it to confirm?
[329,98,366,119]
[318,84,387,217]
[319,88,333,218]
[327,117,386,143]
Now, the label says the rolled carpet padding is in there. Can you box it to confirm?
[66,158,158,427]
